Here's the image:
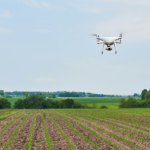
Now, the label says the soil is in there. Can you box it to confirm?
[0,114,22,131]
[59,111,150,149]
[30,112,47,150]
[43,112,72,150]
[0,114,27,149]
[63,112,150,148]
[6,113,35,150]
[52,112,132,150]
[48,112,106,150]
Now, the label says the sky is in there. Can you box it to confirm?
[0,0,150,95]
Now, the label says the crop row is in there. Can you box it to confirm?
[1,109,150,150]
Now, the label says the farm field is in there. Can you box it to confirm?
[8,97,121,108]
[0,109,150,149]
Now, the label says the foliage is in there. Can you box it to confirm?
[14,99,25,109]
[14,95,84,109]
[119,97,138,108]
[144,91,150,100]
[22,92,29,97]
[0,90,4,96]
[100,105,108,109]
[119,96,150,108]
[50,93,56,98]
[24,95,44,109]
[4,94,12,98]
[0,98,11,109]
[133,93,140,97]
[59,92,80,97]
[141,89,148,100]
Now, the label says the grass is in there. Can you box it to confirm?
[86,102,119,109]
[52,97,121,103]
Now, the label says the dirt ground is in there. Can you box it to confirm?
[0,109,150,150]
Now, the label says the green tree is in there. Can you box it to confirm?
[0,90,4,96]
[119,98,126,108]
[63,99,74,108]
[144,91,150,100]
[14,99,24,109]
[0,98,11,109]
[141,89,148,100]
[51,93,56,98]
[22,92,29,97]
[24,95,44,109]
[5,94,12,98]
[73,102,84,108]
[47,92,50,98]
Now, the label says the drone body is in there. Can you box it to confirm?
[93,34,123,54]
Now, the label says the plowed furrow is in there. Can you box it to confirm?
[0,114,27,149]
[6,113,35,150]
[30,113,47,150]
[43,112,72,150]
[53,112,135,150]
[0,114,22,131]
[49,112,112,150]
[60,112,150,147]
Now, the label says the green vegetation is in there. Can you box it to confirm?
[25,112,37,150]
[40,111,52,150]
[0,98,11,109]
[45,111,76,150]
[119,91,150,108]
[2,112,32,150]
[14,95,85,109]
[52,112,101,150]
[53,97,121,103]
[100,105,108,109]
[1,108,150,149]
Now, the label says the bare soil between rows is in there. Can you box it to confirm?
[0,114,27,149]
[30,112,47,150]
[49,111,116,150]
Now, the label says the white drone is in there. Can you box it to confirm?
[92,33,123,54]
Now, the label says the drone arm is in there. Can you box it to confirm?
[114,42,117,54]
[115,40,121,44]
[97,41,104,44]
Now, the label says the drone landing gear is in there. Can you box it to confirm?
[114,42,117,54]
[101,43,104,54]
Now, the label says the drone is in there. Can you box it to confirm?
[92,33,123,54]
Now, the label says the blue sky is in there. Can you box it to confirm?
[0,0,150,94]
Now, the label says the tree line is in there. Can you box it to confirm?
[119,89,150,108]
[1,90,139,98]
[14,95,85,109]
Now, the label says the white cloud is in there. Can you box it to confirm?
[0,11,13,18]
[0,27,13,34]
[33,29,51,33]
[16,0,53,9]
[35,77,54,82]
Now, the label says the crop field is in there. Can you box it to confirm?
[1,108,150,150]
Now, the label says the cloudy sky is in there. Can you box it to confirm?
[0,0,150,94]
